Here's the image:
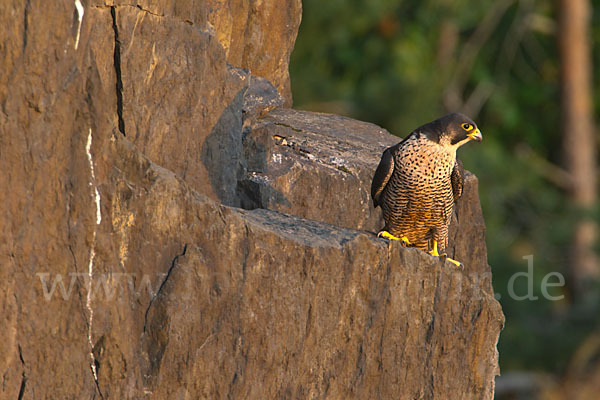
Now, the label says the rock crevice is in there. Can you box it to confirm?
[143,243,188,333]
[110,5,126,136]
[17,345,27,400]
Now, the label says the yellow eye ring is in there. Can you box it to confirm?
[461,123,473,131]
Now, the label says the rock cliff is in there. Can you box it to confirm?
[0,0,503,399]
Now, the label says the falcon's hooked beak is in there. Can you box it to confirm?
[467,128,482,142]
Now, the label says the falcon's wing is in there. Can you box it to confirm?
[371,143,400,207]
[451,158,465,201]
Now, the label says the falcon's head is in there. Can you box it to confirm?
[420,112,482,148]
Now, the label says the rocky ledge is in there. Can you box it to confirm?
[0,0,503,399]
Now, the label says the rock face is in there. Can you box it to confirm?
[240,107,489,274]
[241,108,395,232]
[0,1,503,399]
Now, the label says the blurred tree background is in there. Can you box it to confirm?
[290,0,600,395]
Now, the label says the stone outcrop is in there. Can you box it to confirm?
[0,0,503,399]
[241,108,395,232]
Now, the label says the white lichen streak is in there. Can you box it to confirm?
[74,0,84,50]
[86,128,101,383]
[271,153,282,164]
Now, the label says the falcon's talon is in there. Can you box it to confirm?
[377,231,410,246]
[428,241,462,268]
[437,251,463,268]
[445,257,464,269]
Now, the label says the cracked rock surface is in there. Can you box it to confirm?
[0,0,503,399]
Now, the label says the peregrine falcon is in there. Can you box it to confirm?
[371,113,482,266]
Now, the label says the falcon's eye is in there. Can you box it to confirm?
[461,123,473,131]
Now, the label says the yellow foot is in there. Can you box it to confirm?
[377,231,410,246]
[428,240,441,257]
[444,257,463,269]
[428,241,463,269]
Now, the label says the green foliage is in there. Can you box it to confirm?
[290,0,600,374]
